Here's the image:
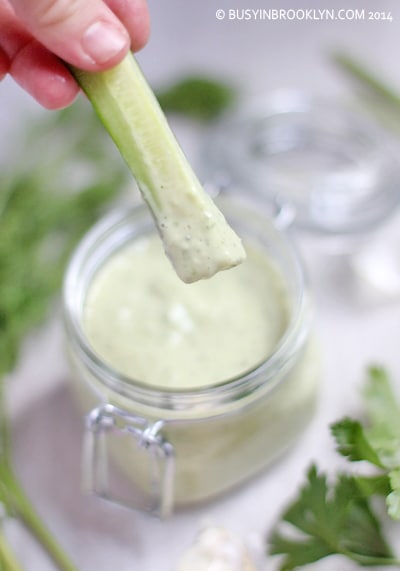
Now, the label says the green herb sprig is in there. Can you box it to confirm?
[333,367,400,521]
[269,367,400,569]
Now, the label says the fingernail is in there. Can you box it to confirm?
[81,21,129,64]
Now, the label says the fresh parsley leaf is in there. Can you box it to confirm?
[269,465,397,570]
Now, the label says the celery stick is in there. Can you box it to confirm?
[69,54,245,283]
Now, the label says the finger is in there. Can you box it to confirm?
[106,0,150,52]
[9,0,131,71]
[0,0,32,59]
[11,40,79,109]
[0,1,79,108]
[0,46,10,80]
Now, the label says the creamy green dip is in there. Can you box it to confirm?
[83,235,289,389]
[67,208,319,509]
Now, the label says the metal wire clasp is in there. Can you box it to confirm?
[83,403,175,518]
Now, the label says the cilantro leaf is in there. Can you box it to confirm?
[387,469,400,520]
[331,417,383,466]
[364,367,400,435]
[364,368,400,520]
[331,367,400,520]
[269,465,397,570]
[354,474,391,498]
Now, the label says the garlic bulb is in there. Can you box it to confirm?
[175,526,257,571]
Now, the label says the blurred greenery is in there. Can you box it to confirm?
[0,100,128,379]
[334,52,400,134]
[156,75,237,120]
[0,97,127,571]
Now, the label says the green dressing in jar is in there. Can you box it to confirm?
[83,235,289,389]
[63,196,319,516]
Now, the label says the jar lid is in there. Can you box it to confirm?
[201,90,400,239]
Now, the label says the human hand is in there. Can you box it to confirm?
[0,0,150,109]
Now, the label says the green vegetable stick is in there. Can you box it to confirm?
[69,53,245,283]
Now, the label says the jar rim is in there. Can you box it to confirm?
[63,195,310,411]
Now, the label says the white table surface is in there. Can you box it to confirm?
[2,0,400,569]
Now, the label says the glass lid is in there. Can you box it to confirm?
[200,90,400,239]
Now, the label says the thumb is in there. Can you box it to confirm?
[10,0,131,70]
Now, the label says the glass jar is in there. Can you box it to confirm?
[202,91,400,251]
[63,194,318,518]
[201,92,400,301]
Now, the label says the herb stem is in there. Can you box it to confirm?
[349,552,400,567]
[1,381,77,571]
[0,381,11,469]
[0,531,22,571]
[334,52,400,109]
[2,468,77,571]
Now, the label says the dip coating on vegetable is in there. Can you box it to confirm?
[70,54,245,283]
